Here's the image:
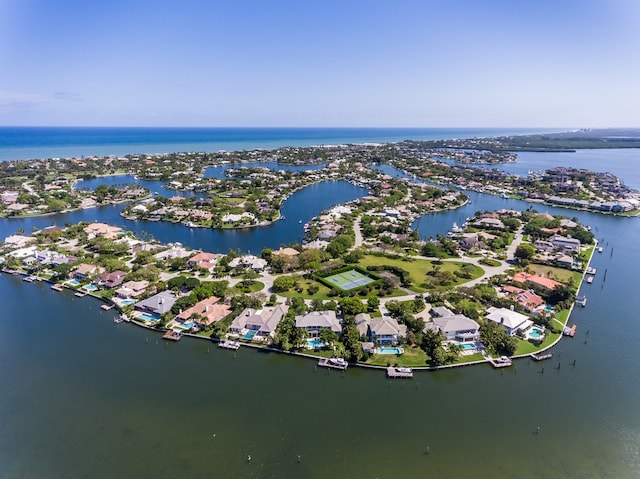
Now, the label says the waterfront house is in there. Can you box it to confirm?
[229,254,268,272]
[549,234,581,254]
[176,296,231,326]
[72,263,105,280]
[272,247,300,257]
[229,305,288,339]
[533,240,555,252]
[424,314,480,341]
[116,280,149,299]
[430,306,455,318]
[485,307,533,336]
[134,290,176,316]
[361,314,407,345]
[295,310,342,337]
[3,235,36,249]
[153,243,192,260]
[512,272,561,292]
[95,270,127,289]
[503,285,544,313]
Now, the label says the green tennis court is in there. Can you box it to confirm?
[325,269,375,291]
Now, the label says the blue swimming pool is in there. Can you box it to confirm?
[119,299,135,306]
[306,338,325,349]
[83,284,98,292]
[243,330,257,340]
[67,279,81,287]
[459,342,476,351]
[179,321,196,330]
[376,347,403,355]
[528,327,544,340]
[138,312,161,323]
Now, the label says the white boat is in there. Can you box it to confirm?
[597,247,603,253]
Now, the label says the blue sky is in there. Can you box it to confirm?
[1,0,639,127]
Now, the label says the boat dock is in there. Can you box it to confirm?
[100,304,115,310]
[219,340,241,350]
[22,275,36,283]
[563,325,577,337]
[575,296,587,307]
[386,367,413,378]
[51,283,64,291]
[531,353,553,361]
[490,356,512,368]
[318,357,348,370]
[163,330,182,341]
[74,291,88,297]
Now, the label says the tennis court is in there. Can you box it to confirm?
[325,269,375,291]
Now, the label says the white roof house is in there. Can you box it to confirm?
[485,307,533,336]
[295,311,341,335]
[424,314,480,341]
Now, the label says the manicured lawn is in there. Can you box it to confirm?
[229,281,265,294]
[363,346,430,367]
[357,254,484,293]
[514,331,561,355]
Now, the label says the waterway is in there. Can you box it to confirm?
[1,147,640,478]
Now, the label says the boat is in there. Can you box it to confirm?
[318,357,348,370]
[575,296,587,307]
[597,246,603,253]
[387,366,413,378]
[586,276,593,284]
[114,313,127,323]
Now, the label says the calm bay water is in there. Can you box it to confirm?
[1,131,639,478]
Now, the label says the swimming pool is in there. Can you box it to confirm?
[138,312,161,323]
[376,346,403,355]
[528,327,544,340]
[243,330,257,340]
[178,321,196,330]
[119,299,135,306]
[306,338,325,349]
[458,342,476,351]
[67,279,81,287]
[83,284,98,292]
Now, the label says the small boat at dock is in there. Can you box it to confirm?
[575,296,587,307]
[387,366,413,378]
[163,330,182,341]
[531,353,553,361]
[318,357,348,370]
[219,340,241,350]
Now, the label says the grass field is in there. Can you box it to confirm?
[528,264,582,285]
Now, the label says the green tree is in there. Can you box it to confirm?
[272,275,295,293]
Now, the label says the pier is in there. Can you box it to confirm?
[575,296,587,307]
[318,357,348,370]
[563,325,577,337]
[162,330,182,341]
[531,353,553,361]
[100,304,114,311]
[219,340,241,350]
[51,283,64,292]
[386,366,413,378]
[74,291,88,298]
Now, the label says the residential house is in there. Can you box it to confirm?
[134,290,176,316]
[72,263,105,280]
[355,313,407,345]
[229,305,288,338]
[188,252,219,271]
[430,306,455,318]
[3,235,36,249]
[549,234,581,254]
[176,296,231,326]
[512,272,562,292]
[83,222,123,239]
[116,280,149,299]
[424,314,480,341]
[485,307,533,336]
[95,270,127,288]
[295,310,342,337]
[503,285,544,313]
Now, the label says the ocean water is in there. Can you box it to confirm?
[0,126,554,161]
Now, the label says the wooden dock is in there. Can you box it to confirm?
[318,357,348,370]
[489,356,513,368]
[219,340,241,350]
[386,367,413,378]
[74,291,88,297]
[162,330,182,341]
[531,352,553,361]
[100,304,115,310]
[51,283,64,291]
[575,296,587,307]
[563,325,577,337]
